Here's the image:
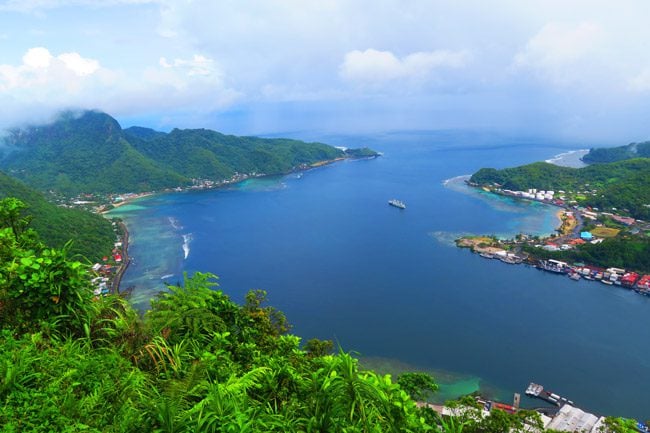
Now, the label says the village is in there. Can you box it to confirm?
[457,185,650,298]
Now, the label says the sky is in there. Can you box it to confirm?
[1,0,650,142]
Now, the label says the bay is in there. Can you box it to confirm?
[110,131,650,419]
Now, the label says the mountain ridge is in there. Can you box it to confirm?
[0,110,377,196]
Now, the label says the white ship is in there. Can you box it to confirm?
[388,199,406,209]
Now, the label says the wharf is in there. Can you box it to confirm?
[525,382,574,407]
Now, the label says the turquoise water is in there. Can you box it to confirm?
[112,132,650,418]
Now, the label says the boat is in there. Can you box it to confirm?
[388,199,406,209]
[538,259,569,273]
[479,252,494,259]
[569,272,581,281]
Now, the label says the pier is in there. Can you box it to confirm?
[525,382,574,407]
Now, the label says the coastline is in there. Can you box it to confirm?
[103,154,378,293]
[456,183,650,297]
[111,221,131,295]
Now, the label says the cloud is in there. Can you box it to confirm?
[512,22,602,85]
[0,0,157,13]
[0,47,104,93]
[339,48,468,87]
[159,54,215,77]
[0,47,239,129]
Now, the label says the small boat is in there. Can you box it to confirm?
[569,272,581,281]
[388,199,406,209]
[479,252,494,259]
[601,279,613,285]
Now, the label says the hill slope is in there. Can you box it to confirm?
[1,111,187,195]
[470,158,650,219]
[0,171,114,260]
[1,110,375,195]
[582,141,650,164]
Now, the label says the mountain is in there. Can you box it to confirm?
[0,110,376,196]
[0,170,114,261]
[129,128,344,180]
[582,141,650,163]
[1,111,186,195]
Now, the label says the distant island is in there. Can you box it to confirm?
[458,144,650,291]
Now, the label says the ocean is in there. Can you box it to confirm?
[109,131,650,419]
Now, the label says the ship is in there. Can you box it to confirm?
[388,199,406,209]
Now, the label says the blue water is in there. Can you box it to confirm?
[111,132,650,419]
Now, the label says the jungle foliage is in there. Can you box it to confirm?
[0,174,114,260]
[0,199,634,432]
[470,158,650,219]
[0,110,377,196]
[582,141,650,164]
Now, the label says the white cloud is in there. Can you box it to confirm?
[512,22,603,85]
[22,47,53,68]
[340,48,468,86]
[0,47,239,128]
[159,54,215,77]
[58,52,99,76]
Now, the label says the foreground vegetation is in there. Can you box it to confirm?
[0,199,639,432]
[0,173,114,260]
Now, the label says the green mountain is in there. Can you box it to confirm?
[470,158,650,219]
[1,110,376,196]
[0,171,114,260]
[1,111,186,195]
[129,128,345,181]
[582,141,650,163]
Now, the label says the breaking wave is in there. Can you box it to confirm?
[168,216,183,230]
[182,233,192,259]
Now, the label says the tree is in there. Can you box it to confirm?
[397,372,439,401]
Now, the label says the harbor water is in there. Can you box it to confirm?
[111,132,650,419]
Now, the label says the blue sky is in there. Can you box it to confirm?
[1,0,650,142]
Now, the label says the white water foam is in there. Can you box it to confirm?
[168,216,183,230]
[442,174,471,186]
[182,233,192,259]
[544,149,589,167]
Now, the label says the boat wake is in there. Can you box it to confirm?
[168,216,183,230]
[161,273,174,280]
[182,233,192,259]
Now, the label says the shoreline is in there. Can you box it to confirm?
[111,221,131,295]
[103,154,378,293]
[457,184,650,297]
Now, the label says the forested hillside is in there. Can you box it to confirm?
[0,172,113,260]
[582,141,650,163]
[470,158,650,219]
[0,110,375,196]
[1,111,186,195]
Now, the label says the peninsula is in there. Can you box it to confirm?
[457,144,650,295]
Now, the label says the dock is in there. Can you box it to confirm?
[525,382,574,407]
